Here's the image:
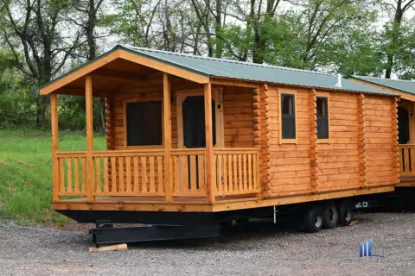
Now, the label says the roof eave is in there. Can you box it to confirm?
[40,47,209,96]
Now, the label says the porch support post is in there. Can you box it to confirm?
[163,73,173,202]
[50,94,59,201]
[85,75,95,202]
[204,82,215,203]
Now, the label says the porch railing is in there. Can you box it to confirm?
[55,148,260,201]
[399,144,415,176]
[215,148,259,196]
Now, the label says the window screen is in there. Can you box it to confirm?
[281,94,296,139]
[126,101,162,146]
[316,96,329,139]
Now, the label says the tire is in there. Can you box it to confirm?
[323,204,338,229]
[338,201,353,226]
[303,205,324,233]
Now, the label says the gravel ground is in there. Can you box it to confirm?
[0,212,414,276]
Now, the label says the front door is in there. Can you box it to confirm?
[182,96,216,148]
[176,89,224,148]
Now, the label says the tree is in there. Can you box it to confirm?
[381,0,415,78]
[71,0,106,60]
[2,0,81,128]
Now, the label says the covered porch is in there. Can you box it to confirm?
[46,49,262,205]
[398,98,415,186]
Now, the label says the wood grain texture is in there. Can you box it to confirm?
[85,76,95,202]
[50,94,59,200]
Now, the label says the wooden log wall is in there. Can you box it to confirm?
[253,85,271,198]
[364,95,399,185]
[392,97,400,181]
[357,94,367,187]
[309,89,318,193]
[265,87,399,197]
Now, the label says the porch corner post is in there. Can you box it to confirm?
[85,75,95,202]
[163,73,173,202]
[50,94,59,201]
[204,82,215,203]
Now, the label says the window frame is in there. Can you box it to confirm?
[123,98,164,149]
[316,92,330,144]
[279,91,298,144]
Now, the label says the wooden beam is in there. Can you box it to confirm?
[40,50,122,95]
[310,89,318,193]
[85,76,95,202]
[357,93,367,188]
[392,96,400,183]
[50,94,59,201]
[211,77,261,88]
[91,68,148,81]
[119,50,209,84]
[163,73,173,202]
[204,83,215,203]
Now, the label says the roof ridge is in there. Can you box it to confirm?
[354,75,415,83]
[120,44,335,77]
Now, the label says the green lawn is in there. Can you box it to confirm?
[0,129,105,226]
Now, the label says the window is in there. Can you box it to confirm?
[126,101,162,146]
[316,96,329,139]
[281,93,296,139]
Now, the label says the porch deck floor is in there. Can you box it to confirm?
[58,195,255,203]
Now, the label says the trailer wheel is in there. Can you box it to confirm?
[303,206,323,233]
[338,201,353,226]
[323,204,338,229]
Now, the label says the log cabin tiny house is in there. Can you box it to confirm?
[41,45,399,238]
[350,76,415,189]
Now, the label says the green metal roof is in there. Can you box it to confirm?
[42,45,394,96]
[119,45,393,96]
[351,76,415,96]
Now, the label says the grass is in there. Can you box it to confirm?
[0,129,105,226]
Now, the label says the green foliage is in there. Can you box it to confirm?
[0,129,105,225]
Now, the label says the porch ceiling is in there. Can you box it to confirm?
[52,59,161,97]
[40,48,210,96]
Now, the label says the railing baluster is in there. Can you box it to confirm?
[141,156,147,193]
[198,154,205,192]
[404,148,410,175]
[58,158,64,193]
[216,154,223,195]
[118,157,124,192]
[190,155,197,192]
[228,155,233,193]
[103,157,109,193]
[74,158,79,193]
[243,154,247,191]
[95,157,101,193]
[233,155,238,191]
[238,154,242,191]
[157,156,163,192]
[133,157,139,193]
[248,154,252,191]
[149,156,155,192]
[66,158,72,193]
[126,157,131,193]
[223,155,228,193]
[111,157,117,193]
[173,155,179,193]
[81,158,86,193]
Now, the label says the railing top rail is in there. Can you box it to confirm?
[399,144,415,148]
[56,148,260,158]
[56,151,87,157]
